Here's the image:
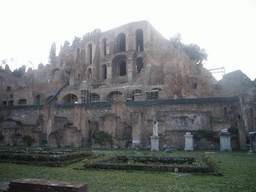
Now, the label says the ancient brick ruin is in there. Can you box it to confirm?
[0,21,256,149]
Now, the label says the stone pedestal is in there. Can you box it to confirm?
[219,129,232,151]
[184,132,194,151]
[248,132,256,154]
[150,135,159,151]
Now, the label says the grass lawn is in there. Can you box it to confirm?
[0,150,255,191]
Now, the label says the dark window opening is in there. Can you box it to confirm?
[88,44,92,64]
[36,95,41,105]
[2,101,7,106]
[146,91,158,100]
[106,91,122,102]
[90,93,100,102]
[120,60,126,76]
[103,38,107,55]
[224,107,227,114]
[62,94,78,104]
[136,29,144,51]
[18,99,27,105]
[8,100,13,106]
[88,68,92,79]
[102,64,107,79]
[189,77,198,89]
[10,94,13,99]
[136,57,143,73]
[117,33,126,52]
[7,86,11,91]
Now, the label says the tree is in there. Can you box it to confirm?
[11,65,26,77]
[72,36,81,46]
[183,44,208,65]
[169,33,182,49]
[49,42,56,63]
[22,135,35,147]
[169,33,208,65]
[63,40,70,47]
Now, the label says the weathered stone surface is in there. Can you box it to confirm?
[7,179,88,192]
[0,21,255,150]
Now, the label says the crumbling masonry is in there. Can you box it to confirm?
[1,21,256,149]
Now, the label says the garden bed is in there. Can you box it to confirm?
[83,155,216,173]
[0,147,91,167]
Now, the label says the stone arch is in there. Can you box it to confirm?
[62,94,78,104]
[117,33,126,52]
[112,55,127,78]
[106,91,122,102]
[135,29,144,51]
[90,93,100,102]
[189,77,198,89]
[136,57,143,74]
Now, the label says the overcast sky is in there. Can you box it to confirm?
[0,0,256,80]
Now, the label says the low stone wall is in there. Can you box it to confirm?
[7,179,88,192]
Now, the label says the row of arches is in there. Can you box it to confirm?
[85,56,144,80]
[114,29,144,53]
[59,89,144,104]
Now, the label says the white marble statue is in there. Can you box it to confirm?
[153,120,158,136]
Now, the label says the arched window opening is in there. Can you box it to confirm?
[120,60,126,76]
[103,38,107,55]
[102,64,107,80]
[189,77,198,89]
[136,57,143,73]
[87,68,92,79]
[90,93,100,102]
[36,94,41,105]
[106,91,122,102]
[8,100,13,106]
[76,48,80,63]
[81,49,86,63]
[117,33,126,52]
[112,55,127,78]
[88,44,92,64]
[136,29,144,51]
[62,94,78,104]
[18,99,27,105]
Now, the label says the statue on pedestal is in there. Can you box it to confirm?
[153,120,158,136]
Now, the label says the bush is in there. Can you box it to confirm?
[22,135,35,147]
[91,130,113,147]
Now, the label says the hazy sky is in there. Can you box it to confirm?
[0,0,256,80]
